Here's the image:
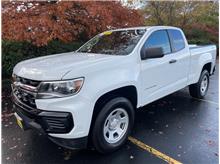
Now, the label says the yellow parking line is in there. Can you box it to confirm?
[128,136,182,164]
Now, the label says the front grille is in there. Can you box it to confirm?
[12,75,41,110]
[13,87,36,108]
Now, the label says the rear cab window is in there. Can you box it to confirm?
[168,29,185,52]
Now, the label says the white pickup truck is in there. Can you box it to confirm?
[12,26,216,153]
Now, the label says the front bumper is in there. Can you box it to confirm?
[12,94,88,149]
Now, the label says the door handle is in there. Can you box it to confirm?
[169,59,177,64]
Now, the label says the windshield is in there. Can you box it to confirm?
[77,29,146,55]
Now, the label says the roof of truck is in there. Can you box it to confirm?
[109,26,180,32]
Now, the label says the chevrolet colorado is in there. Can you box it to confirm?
[12,26,216,153]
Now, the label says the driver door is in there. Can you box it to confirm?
[140,30,178,105]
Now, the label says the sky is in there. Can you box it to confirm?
[121,0,146,9]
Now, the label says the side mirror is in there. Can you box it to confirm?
[141,47,164,60]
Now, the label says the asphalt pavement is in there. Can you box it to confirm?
[2,63,219,164]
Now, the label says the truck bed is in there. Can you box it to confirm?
[189,44,216,50]
[189,44,216,57]
[189,44,216,75]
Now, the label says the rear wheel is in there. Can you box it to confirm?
[189,69,209,99]
[91,97,134,153]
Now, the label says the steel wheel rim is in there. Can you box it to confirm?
[103,108,129,144]
[200,75,208,95]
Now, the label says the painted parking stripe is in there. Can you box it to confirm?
[191,97,218,105]
[176,94,218,106]
[128,136,182,164]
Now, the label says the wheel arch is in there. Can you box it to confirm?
[87,85,137,146]
[93,85,137,119]
[202,62,212,75]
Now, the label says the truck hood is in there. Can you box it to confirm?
[13,52,119,81]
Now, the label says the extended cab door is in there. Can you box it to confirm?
[140,29,190,105]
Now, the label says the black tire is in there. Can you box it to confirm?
[91,97,135,154]
[189,69,209,99]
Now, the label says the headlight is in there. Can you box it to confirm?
[37,78,84,99]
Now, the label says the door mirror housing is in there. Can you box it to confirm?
[141,47,164,60]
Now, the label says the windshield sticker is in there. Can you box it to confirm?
[103,31,112,35]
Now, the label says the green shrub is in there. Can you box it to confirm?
[2,40,83,78]
[184,28,217,45]
[188,39,212,45]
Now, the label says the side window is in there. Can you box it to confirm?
[143,30,171,55]
[168,29,185,52]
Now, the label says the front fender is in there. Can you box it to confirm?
[81,66,140,105]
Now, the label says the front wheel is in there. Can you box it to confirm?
[91,97,134,153]
[189,69,209,99]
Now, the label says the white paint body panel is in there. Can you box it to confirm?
[13,26,216,139]
[188,45,216,84]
